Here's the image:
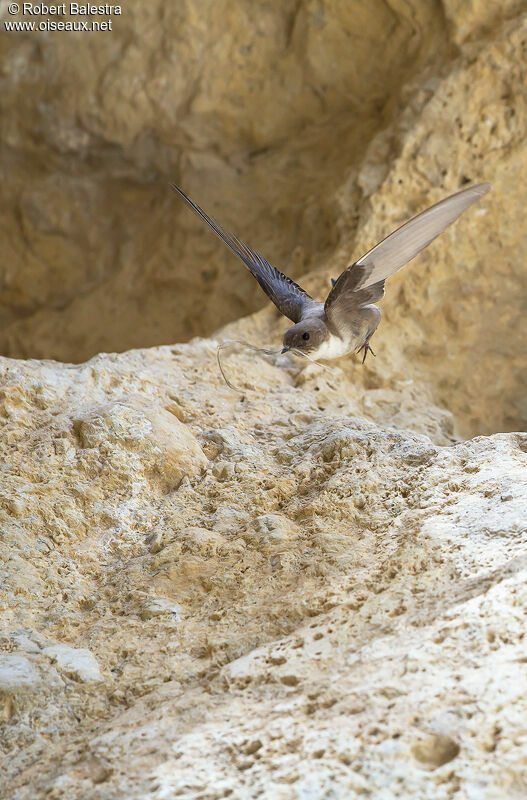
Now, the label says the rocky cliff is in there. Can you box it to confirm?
[1,2,527,799]
[0,0,452,363]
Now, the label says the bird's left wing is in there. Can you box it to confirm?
[325,182,490,325]
[171,184,317,323]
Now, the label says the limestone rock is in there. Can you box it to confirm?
[0,334,526,798]
[339,17,527,437]
[42,645,103,684]
[139,598,182,622]
[442,0,527,43]
[0,655,41,695]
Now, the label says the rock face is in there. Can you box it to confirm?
[1,2,527,799]
[2,3,527,437]
[1,341,527,799]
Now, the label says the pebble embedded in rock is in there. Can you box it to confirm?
[412,734,461,769]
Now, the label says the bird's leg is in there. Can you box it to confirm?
[357,340,376,364]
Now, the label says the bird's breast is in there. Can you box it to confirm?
[310,334,354,361]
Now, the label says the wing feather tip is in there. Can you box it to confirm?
[170,182,186,198]
[467,181,491,196]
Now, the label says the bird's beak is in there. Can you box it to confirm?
[281,346,290,354]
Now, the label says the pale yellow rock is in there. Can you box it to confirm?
[341,21,527,437]
[0,339,526,799]
[442,0,527,43]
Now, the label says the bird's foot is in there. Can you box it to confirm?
[357,341,376,364]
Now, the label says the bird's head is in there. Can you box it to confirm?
[281,319,326,355]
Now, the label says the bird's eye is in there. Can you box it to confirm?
[302,332,310,341]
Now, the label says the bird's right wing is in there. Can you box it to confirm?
[171,184,317,323]
[333,183,491,298]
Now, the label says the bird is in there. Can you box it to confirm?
[171,181,490,364]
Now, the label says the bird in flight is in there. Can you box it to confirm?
[171,182,489,363]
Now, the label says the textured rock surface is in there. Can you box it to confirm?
[1,339,526,799]
[2,2,527,799]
